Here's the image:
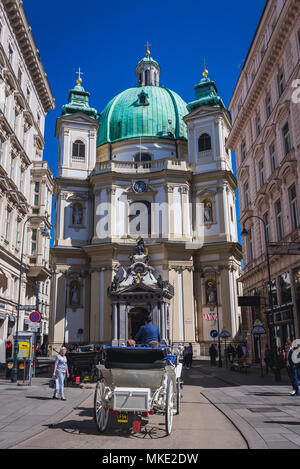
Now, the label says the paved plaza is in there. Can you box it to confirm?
[0,360,300,449]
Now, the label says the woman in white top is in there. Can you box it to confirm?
[52,346,69,400]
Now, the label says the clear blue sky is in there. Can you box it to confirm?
[24,0,266,244]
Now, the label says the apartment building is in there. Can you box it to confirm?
[227,0,300,361]
[0,0,55,363]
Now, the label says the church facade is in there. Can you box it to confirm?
[49,51,242,356]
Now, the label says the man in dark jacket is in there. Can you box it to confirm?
[285,341,300,396]
[135,316,160,347]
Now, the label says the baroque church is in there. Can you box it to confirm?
[49,47,242,356]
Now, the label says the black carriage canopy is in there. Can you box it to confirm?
[101,346,175,369]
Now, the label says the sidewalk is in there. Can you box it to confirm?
[189,359,300,449]
[0,376,94,449]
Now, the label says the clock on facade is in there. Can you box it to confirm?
[133,181,147,193]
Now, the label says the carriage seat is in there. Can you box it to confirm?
[102,346,171,370]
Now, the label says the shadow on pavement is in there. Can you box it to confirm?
[44,405,169,440]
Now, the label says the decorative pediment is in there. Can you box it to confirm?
[61,111,99,126]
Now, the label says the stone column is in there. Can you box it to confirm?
[119,304,127,345]
[112,302,118,346]
[161,302,166,341]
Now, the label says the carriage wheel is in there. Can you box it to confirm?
[94,379,109,432]
[165,379,174,435]
[176,378,181,415]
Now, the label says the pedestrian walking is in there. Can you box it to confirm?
[227,343,235,363]
[285,341,300,396]
[187,342,193,368]
[209,343,218,366]
[242,343,247,360]
[52,346,69,400]
[183,346,189,367]
[264,345,271,375]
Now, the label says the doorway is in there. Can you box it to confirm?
[128,307,149,340]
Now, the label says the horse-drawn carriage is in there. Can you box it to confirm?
[94,345,183,435]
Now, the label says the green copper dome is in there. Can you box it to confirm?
[97,85,188,146]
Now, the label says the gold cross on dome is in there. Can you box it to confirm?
[145,41,151,56]
[76,67,83,85]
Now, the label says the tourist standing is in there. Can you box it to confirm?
[52,346,69,400]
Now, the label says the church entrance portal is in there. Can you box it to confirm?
[128,307,148,340]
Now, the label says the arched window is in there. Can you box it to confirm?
[198,133,211,152]
[139,93,146,105]
[72,140,85,161]
[145,69,150,85]
[133,153,152,169]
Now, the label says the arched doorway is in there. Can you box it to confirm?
[128,307,149,340]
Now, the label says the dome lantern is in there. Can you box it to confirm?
[135,43,161,87]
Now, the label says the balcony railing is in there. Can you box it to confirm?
[94,158,189,174]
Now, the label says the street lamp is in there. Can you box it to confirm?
[11,216,50,383]
[241,215,281,382]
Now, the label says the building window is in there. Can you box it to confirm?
[31,229,37,256]
[145,69,150,85]
[133,152,152,168]
[241,139,246,161]
[0,138,3,164]
[8,45,13,64]
[15,219,20,247]
[263,211,270,245]
[17,67,22,86]
[34,181,40,206]
[26,87,30,103]
[279,272,292,305]
[258,159,264,187]
[244,180,250,207]
[10,156,14,180]
[271,279,278,306]
[5,208,10,240]
[198,133,211,152]
[269,142,277,172]
[72,140,85,161]
[289,184,299,231]
[275,199,284,241]
[265,93,272,119]
[248,228,253,262]
[282,122,291,155]
[255,113,261,137]
[278,70,285,96]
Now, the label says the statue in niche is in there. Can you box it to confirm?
[206,280,217,305]
[136,237,146,255]
[72,204,83,225]
[204,201,213,223]
[70,282,80,306]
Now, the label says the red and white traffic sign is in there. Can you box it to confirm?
[29,311,40,323]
